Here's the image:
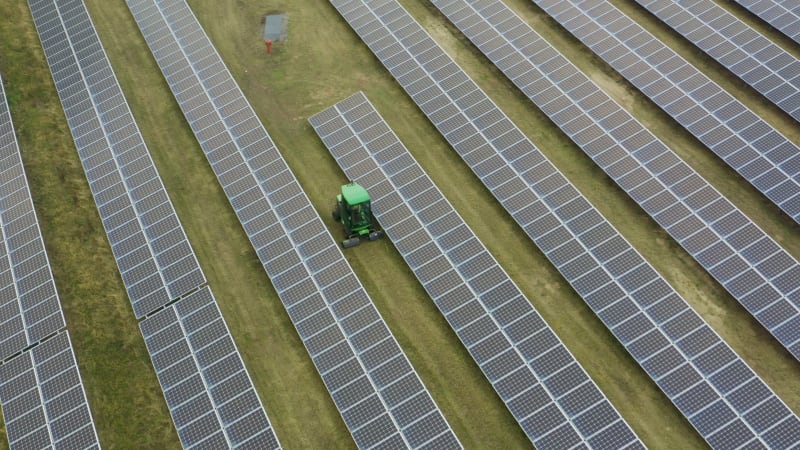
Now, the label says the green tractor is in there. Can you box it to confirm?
[332,182,384,248]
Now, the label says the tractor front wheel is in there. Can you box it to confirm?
[332,208,340,221]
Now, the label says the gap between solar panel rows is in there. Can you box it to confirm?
[526,0,800,224]
[310,91,645,449]
[26,0,281,448]
[328,0,800,447]
[0,72,66,362]
[126,0,462,447]
[0,66,99,449]
[732,0,800,47]
[631,0,800,123]
[429,0,800,362]
[29,0,206,319]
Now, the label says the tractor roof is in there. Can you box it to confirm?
[341,182,370,205]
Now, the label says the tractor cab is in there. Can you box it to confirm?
[332,182,384,248]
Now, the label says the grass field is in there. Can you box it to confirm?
[0,0,798,448]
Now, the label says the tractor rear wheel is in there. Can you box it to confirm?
[368,231,384,241]
[332,208,340,221]
[342,237,360,248]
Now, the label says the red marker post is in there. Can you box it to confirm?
[264,39,273,54]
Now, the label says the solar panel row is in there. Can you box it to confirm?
[0,331,99,449]
[140,287,279,449]
[529,0,800,224]
[328,0,800,447]
[310,91,644,450]
[126,0,461,447]
[28,0,281,447]
[0,72,66,361]
[633,0,800,123]
[431,0,800,362]
[733,0,800,46]
[0,70,98,449]
[28,0,205,319]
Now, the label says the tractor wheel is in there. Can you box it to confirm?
[368,231,384,241]
[332,209,340,221]
[342,237,361,248]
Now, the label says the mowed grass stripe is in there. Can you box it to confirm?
[0,0,797,447]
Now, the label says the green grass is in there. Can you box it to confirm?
[0,0,798,448]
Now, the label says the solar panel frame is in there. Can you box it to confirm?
[0,331,99,450]
[523,0,800,225]
[631,0,800,123]
[0,71,66,361]
[28,0,206,319]
[731,0,800,47]
[430,0,800,363]
[28,1,283,447]
[328,0,800,447]
[311,91,644,450]
[140,286,279,449]
[126,0,461,448]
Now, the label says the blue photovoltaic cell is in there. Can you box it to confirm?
[28,0,205,319]
[430,0,800,364]
[328,0,800,447]
[733,0,800,46]
[140,287,279,449]
[28,0,282,447]
[528,0,800,224]
[633,0,800,122]
[0,332,99,450]
[127,0,461,448]
[0,71,66,360]
[311,91,645,450]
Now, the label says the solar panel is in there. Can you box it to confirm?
[632,0,800,123]
[528,0,800,224]
[28,0,205,319]
[429,0,800,363]
[328,0,800,446]
[126,0,461,447]
[0,71,66,360]
[732,0,800,46]
[0,331,99,449]
[311,91,644,450]
[140,287,278,449]
[28,1,282,446]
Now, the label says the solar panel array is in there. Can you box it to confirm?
[529,0,800,224]
[28,0,205,319]
[733,0,800,46]
[140,286,279,449]
[0,331,99,449]
[431,0,800,362]
[329,0,800,447]
[126,0,461,447]
[0,72,66,361]
[0,71,99,449]
[311,91,644,449]
[633,0,800,123]
[29,0,281,447]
